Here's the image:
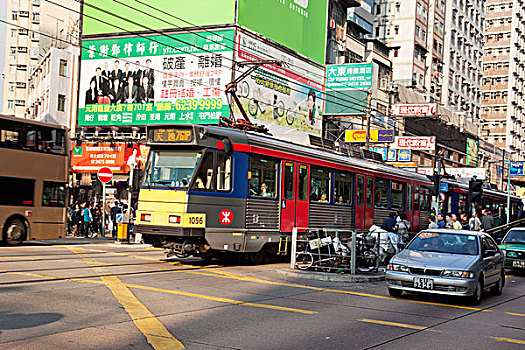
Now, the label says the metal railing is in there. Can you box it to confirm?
[486,218,525,240]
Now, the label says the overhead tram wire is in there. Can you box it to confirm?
[52,0,387,122]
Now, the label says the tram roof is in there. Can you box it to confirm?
[442,178,521,201]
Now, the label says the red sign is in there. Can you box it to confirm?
[71,143,150,173]
[391,136,436,151]
[219,209,233,226]
[97,167,113,183]
[391,104,437,116]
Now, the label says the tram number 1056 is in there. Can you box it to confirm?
[187,215,204,226]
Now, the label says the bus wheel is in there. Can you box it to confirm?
[4,219,26,245]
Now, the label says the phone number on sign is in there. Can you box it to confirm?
[175,98,223,111]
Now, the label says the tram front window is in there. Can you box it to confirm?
[144,150,201,188]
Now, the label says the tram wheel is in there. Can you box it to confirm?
[247,249,265,265]
[4,219,26,245]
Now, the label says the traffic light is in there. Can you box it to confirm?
[469,178,483,202]
[432,173,440,196]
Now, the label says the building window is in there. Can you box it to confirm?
[7,100,14,110]
[59,59,67,77]
[8,83,15,92]
[10,29,17,38]
[11,11,18,20]
[57,94,66,112]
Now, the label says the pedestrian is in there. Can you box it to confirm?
[381,212,397,232]
[92,205,102,238]
[110,201,122,238]
[469,212,482,231]
[394,212,411,243]
[74,203,83,236]
[445,215,453,229]
[451,214,462,230]
[436,214,446,228]
[428,216,439,229]
[482,210,494,231]
[83,203,93,238]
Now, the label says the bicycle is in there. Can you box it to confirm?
[247,87,285,119]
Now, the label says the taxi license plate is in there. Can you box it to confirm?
[512,260,525,268]
[414,277,434,289]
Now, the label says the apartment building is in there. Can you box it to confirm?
[482,0,525,158]
[2,0,79,117]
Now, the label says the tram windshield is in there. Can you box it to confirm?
[143,150,201,188]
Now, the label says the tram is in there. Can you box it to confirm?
[439,179,522,226]
[134,125,432,261]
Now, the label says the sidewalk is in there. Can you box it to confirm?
[276,267,385,283]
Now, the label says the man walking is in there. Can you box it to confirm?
[451,214,462,230]
[436,214,446,228]
[482,210,494,231]
[110,201,122,238]
[83,203,93,238]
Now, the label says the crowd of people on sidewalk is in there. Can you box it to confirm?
[67,199,136,239]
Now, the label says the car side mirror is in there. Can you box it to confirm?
[483,249,496,257]
[397,242,406,250]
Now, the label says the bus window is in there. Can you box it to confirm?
[0,127,21,149]
[414,186,420,211]
[42,181,67,207]
[366,178,373,208]
[38,128,66,155]
[374,178,389,209]
[216,153,232,191]
[391,181,405,210]
[0,176,35,206]
[356,175,364,206]
[407,184,413,211]
[311,167,330,202]
[249,156,277,198]
[334,171,352,205]
[284,162,294,200]
[298,165,308,201]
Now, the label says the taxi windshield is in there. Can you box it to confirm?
[406,231,479,255]
[503,230,525,244]
[143,150,201,188]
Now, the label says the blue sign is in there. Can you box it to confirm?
[116,214,123,224]
[387,149,397,161]
[377,129,395,142]
[510,161,524,176]
[439,183,448,192]
[374,147,387,161]
[398,149,411,162]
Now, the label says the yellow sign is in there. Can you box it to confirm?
[183,214,206,228]
[387,162,418,168]
[345,129,394,143]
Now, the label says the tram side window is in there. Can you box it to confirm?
[334,172,352,205]
[420,187,431,211]
[42,181,67,207]
[458,194,467,215]
[391,181,405,210]
[311,167,330,203]
[0,176,35,206]
[216,153,232,191]
[298,165,308,201]
[284,163,294,200]
[249,156,277,198]
[193,152,214,190]
[414,186,420,211]
[374,178,389,209]
[407,184,413,211]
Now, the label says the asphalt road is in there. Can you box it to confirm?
[1,238,524,350]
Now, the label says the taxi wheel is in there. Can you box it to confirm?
[388,288,403,297]
[4,219,26,245]
[490,272,504,296]
[469,280,483,305]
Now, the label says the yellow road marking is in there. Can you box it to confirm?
[67,247,184,350]
[506,312,525,317]
[0,256,42,261]
[359,318,427,330]
[490,336,525,345]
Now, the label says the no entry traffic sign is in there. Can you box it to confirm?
[97,167,113,183]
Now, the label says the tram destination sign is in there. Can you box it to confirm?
[150,128,194,143]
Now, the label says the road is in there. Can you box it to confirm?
[1,239,524,349]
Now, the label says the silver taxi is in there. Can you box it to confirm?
[386,229,504,305]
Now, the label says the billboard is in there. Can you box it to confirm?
[466,138,479,167]
[82,0,236,36]
[78,30,234,126]
[71,143,150,173]
[391,136,436,151]
[391,103,437,116]
[233,31,324,138]
[510,162,524,176]
[326,63,373,90]
[345,129,394,143]
[238,0,328,64]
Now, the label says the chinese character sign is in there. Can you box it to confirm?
[391,136,436,151]
[326,63,373,90]
[78,30,234,126]
[391,104,437,116]
[71,143,150,173]
[510,162,524,176]
[345,129,394,143]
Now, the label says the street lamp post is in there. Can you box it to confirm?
[505,159,511,225]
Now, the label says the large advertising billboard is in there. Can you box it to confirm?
[78,30,234,126]
[233,31,324,139]
[238,0,328,64]
[71,143,150,173]
[82,0,236,36]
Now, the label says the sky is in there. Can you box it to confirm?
[0,0,7,112]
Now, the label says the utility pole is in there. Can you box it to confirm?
[364,89,373,149]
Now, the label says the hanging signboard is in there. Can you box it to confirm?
[391,103,437,116]
[466,138,479,167]
[71,143,150,173]
[326,63,373,90]
[345,129,394,143]
[233,31,324,139]
[391,136,436,151]
[78,29,234,126]
[510,161,525,176]
[387,161,418,168]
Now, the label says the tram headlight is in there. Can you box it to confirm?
[169,215,181,224]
